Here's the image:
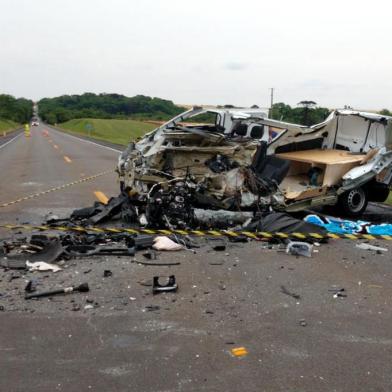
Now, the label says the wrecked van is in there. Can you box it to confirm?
[117,107,392,227]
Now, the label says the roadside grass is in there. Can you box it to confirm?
[0,119,19,134]
[386,191,392,205]
[57,118,156,145]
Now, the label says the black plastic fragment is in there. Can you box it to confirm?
[25,279,38,293]
[280,285,301,300]
[134,235,154,250]
[152,275,178,294]
[25,283,89,300]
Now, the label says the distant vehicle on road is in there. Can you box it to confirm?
[31,120,39,126]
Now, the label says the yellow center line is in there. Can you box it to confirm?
[94,191,109,204]
[64,156,72,163]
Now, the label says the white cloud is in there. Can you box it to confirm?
[224,62,249,71]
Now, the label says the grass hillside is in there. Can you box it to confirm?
[386,192,392,205]
[0,119,19,134]
[58,118,156,145]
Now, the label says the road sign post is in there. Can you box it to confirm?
[85,123,94,138]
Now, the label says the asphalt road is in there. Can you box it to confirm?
[0,124,120,228]
[0,128,23,148]
[1,124,392,392]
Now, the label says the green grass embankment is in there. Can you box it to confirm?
[386,192,392,205]
[0,120,19,134]
[57,118,156,146]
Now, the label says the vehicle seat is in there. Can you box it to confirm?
[251,141,290,185]
[231,123,248,137]
[250,125,264,139]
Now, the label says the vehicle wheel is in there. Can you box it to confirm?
[365,182,390,202]
[337,187,368,216]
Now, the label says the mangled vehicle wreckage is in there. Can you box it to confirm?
[117,107,392,228]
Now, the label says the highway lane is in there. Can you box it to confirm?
[0,128,23,148]
[0,123,121,226]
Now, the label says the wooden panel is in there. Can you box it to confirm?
[322,162,360,186]
[280,174,327,200]
[276,149,365,165]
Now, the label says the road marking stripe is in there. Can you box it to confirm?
[0,133,22,150]
[94,191,109,204]
[49,126,122,153]
[64,156,72,163]
[53,144,59,149]
[0,170,114,208]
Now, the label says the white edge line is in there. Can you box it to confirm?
[0,132,23,150]
[48,126,123,153]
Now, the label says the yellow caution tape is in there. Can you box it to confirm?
[0,170,114,208]
[0,223,391,240]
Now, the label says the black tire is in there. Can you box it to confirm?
[337,187,368,216]
[365,182,390,202]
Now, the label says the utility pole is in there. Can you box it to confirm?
[269,87,274,118]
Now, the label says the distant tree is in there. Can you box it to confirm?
[271,101,330,125]
[298,100,317,107]
[0,94,33,123]
[271,102,292,121]
[38,93,185,124]
[298,100,317,126]
[379,109,392,116]
[251,104,259,109]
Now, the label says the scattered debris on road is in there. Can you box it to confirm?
[231,347,248,357]
[280,285,301,300]
[286,241,313,257]
[356,243,388,252]
[25,279,38,293]
[329,287,347,298]
[25,282,89,300]
[26,261,62,272]
[152,275,178,294]
[152,236,184,251]
[305,214,392,235]
[1,107,392,314]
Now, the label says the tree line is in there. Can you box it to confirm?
[38,93,185,124]
[0,94,33,123]
[271,102,392,126]
[1,91,391,126]
[270,101,330,125]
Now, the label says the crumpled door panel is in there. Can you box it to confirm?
[341,148,392,191]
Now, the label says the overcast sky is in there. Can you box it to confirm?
[0,0,391,109]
